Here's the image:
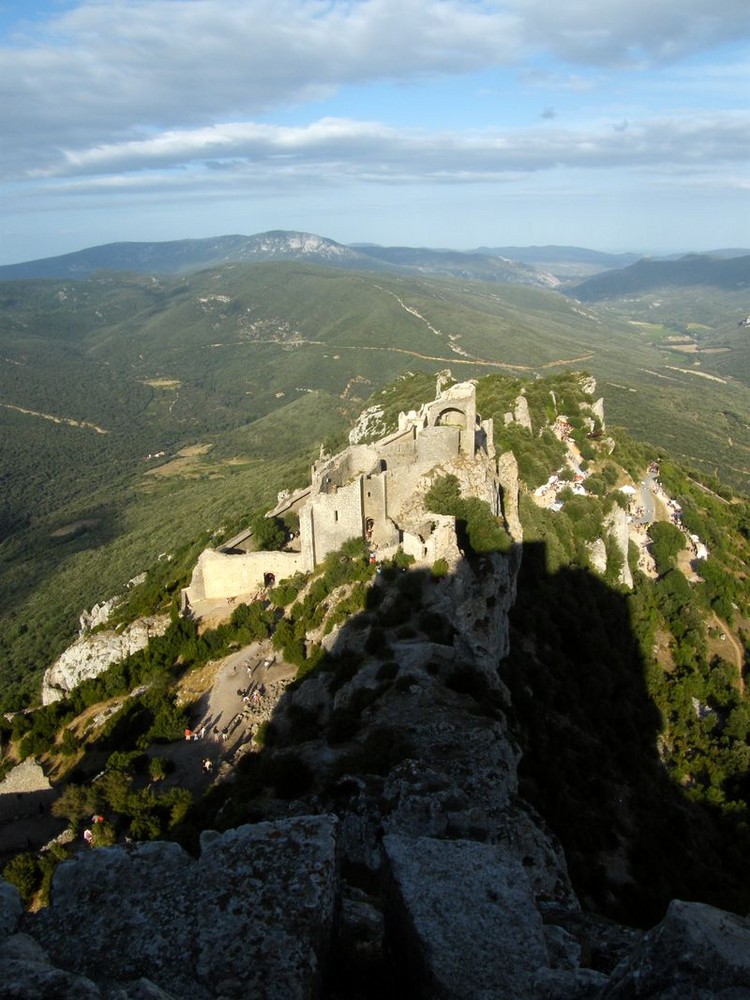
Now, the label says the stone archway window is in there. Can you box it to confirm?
[434,406,466,429]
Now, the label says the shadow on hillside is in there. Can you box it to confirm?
[1,502,121,620]
[0,786,63,857]
[182,540,750,930]
[502,541,749,926]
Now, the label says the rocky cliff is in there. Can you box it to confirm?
[41,614,170,705]
[6,375,748,998]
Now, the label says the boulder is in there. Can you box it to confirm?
[533,967,610,999]
[0,881,23,940]
[28,816,340,999]
[382,835,548,999]
[602,899,750,998]
[0,932,102,999]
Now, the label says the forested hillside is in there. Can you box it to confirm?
[1,262,750,708]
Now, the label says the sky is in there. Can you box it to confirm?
[0,0,748,264]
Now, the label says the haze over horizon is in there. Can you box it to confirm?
[1,0,748,266]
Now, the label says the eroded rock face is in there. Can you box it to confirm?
[604,504,633,590]
[41,615,170,704]
[25,816,339,1000]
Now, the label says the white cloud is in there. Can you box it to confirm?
[1,0,748,255]
[27,111,750,190]
[2,0,749,182]
[512,0,750,64]
[0,1,518,170]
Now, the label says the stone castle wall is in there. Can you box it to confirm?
[190,548,304,602]
[304,477,364,567]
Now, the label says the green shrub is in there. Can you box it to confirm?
[148,756,169,781]
[425,475,510,555]
[254,719,276,748]
[249,512,287,551]
[649,522,685,575]
[431,558,450,579]
[3,852,41,906]
[269,582,300,607]
[107,750,148,773]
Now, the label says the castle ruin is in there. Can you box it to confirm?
[182,379,519,614]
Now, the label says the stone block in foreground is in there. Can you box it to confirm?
[382,834,548,999]
[28,815,339,1000]
[602,899,750,998]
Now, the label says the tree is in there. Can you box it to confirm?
[250,513,286,551]
[148,756,168,782]
[2,852,40,905]
[649,522,685,575]
[51,783,96,827]
[424,474,462,515]
[90,820,116,847]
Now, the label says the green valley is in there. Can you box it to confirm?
[1,256,750,707]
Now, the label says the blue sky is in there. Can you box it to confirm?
[0,0,748,264]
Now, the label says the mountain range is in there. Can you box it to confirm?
[1,229,748,292]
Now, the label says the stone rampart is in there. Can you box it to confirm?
[182,380,513,612]
[414,425,460,469]
[401,516,460,566]
[186,548,305,604]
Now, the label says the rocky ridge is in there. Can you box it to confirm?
[4,377,748,997]
[4,534,749,997]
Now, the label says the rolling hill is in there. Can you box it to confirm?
[569,253,750,301]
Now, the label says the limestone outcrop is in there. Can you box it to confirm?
[2,825,746,998]
[41,615,170,705]
[604,503,633,589]
[3,816,339,1000]
[587,505,633,589]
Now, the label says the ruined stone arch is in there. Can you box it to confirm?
[433,406,467,430]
